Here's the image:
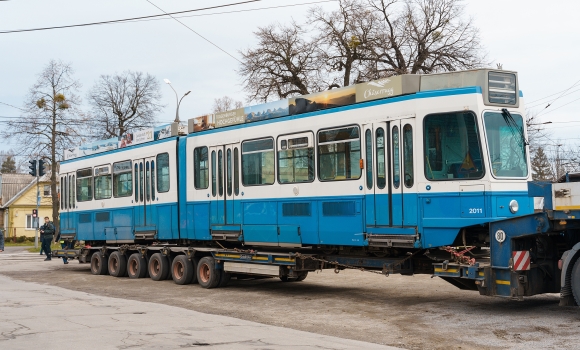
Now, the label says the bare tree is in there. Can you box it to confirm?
[238,22,325,102]
[364,0,486,77]
[0,60,85,231]
[309,0,377,87]
[238,0,487,100]
[87,71,164,139]
[212,96,244,113]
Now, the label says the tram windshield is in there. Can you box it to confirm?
[484,111,528,178]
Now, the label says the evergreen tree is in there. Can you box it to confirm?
[1,156,16,173]
[531,146,553,181]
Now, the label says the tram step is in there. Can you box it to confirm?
[367,234,415,248]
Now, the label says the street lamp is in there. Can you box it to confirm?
[164,79,191,123]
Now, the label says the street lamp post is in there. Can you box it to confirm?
[164,79,191,123]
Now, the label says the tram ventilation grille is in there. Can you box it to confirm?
[79,214,91,223]
[282,203,311,216]
[322,201,356,216]
[95,212,110,222]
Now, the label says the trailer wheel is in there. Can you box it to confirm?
[197,256,221,289]
[218,271,231,288]
[172,255,195,285]
[127,253,147,279]
[90,252,108,275]
[149,253,170,281]
[571,258,580,306]
[296,271,308,281]
[108,251,127,277]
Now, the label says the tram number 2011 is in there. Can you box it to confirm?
[468,208,483,214]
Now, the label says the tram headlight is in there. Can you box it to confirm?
[509,200,519,214]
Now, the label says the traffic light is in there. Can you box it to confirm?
[38,159,45,176]
[28,160,37,177]
[32,209,37,218]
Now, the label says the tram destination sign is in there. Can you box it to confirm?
[215,108,245,128]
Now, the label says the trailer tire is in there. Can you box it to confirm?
[108,251,127,277]
[90,252,108,275]
[571,258,580,306]
[127,253,147,279]
[149,253,170,281]
[296,271,308,281]
[172,255,195,285]
[218,271,231,288]
[197,256,221,289]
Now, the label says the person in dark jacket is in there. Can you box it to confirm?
[0,228,5,253]
[39,217,55,261]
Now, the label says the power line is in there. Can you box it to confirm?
[535,78,580,114]
[0,1,261,34]
[537,95,580,117]
[526,87,580,109]
[146,0,241,63]
[0,101,26,111]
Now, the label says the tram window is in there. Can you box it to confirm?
[68,175,73,209]
[365,129,373,189]
[157,153,170,193]
[151,160,156,199]
[278,133,314,184]
[484,111,528,178]
[72,175,76,208]
[94,165,112,200]
[393,126,400,189]
[194,147,209,189]
[234,148,240,195]
[242,138,275,186]
[139,162,144,202]
[424,112,485,180]
[76,168,93,202]
[60,177,64,209]
[113,160,132,198]
[227,149,232,196]
[134,164,139,202]
[403,124,414,188]
[318,126,361,181]
[146,162,151,201]
[376,128,386,189]
[211,151,216,197]
[218,150,224,196]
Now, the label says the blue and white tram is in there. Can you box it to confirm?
[60,69,533,253]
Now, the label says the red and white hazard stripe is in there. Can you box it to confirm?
[512,251,531,271]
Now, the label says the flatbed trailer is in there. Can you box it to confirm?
[54,180,580,306]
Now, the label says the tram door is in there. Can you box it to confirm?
[363,123,390,226]
[390,118,416,226]
[209,143,240,225]
[134,157,157,234]
[60,173,75,231]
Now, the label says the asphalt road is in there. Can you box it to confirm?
[1,249,579,349]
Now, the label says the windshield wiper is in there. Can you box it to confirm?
[501,108,529,147]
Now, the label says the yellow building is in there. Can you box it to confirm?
[1,175,54,239]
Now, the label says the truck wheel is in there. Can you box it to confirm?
[127,253,147,279]
[90,252,108,275]
[172,255,195,285]
[571,258,580,306]
[296,271,308,281]
[218,271,231,288]
[197,256,221,289]
[108,251,127,277]
[149,253,169,281]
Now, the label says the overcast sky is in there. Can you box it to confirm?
[1,0,579,160]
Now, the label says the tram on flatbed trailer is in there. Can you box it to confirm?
[52,68,580,305]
